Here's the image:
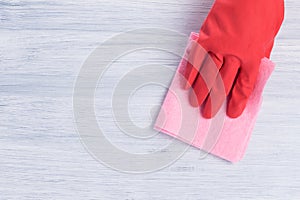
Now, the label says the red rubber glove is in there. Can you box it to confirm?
[184,0,284,118]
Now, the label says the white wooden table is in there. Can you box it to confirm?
[1,0,299,199]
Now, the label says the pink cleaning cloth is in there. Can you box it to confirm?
[154,32,275,162]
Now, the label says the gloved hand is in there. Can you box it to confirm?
[183,0,284,118]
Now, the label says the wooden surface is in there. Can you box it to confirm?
[1,0,299,199]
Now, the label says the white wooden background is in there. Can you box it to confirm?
[1,0,299,199]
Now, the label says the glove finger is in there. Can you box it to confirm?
[183,41,207,90]
[189,52,223,107]
[202,55,240,118]
[227,66,259,118]
[219,55,241,95]
[201,73,226,118]
[189,74,209,107]
[183,62,201,90]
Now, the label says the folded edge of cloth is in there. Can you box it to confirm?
[154,32,275,162]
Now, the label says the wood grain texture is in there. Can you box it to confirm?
[0,0,299,199]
